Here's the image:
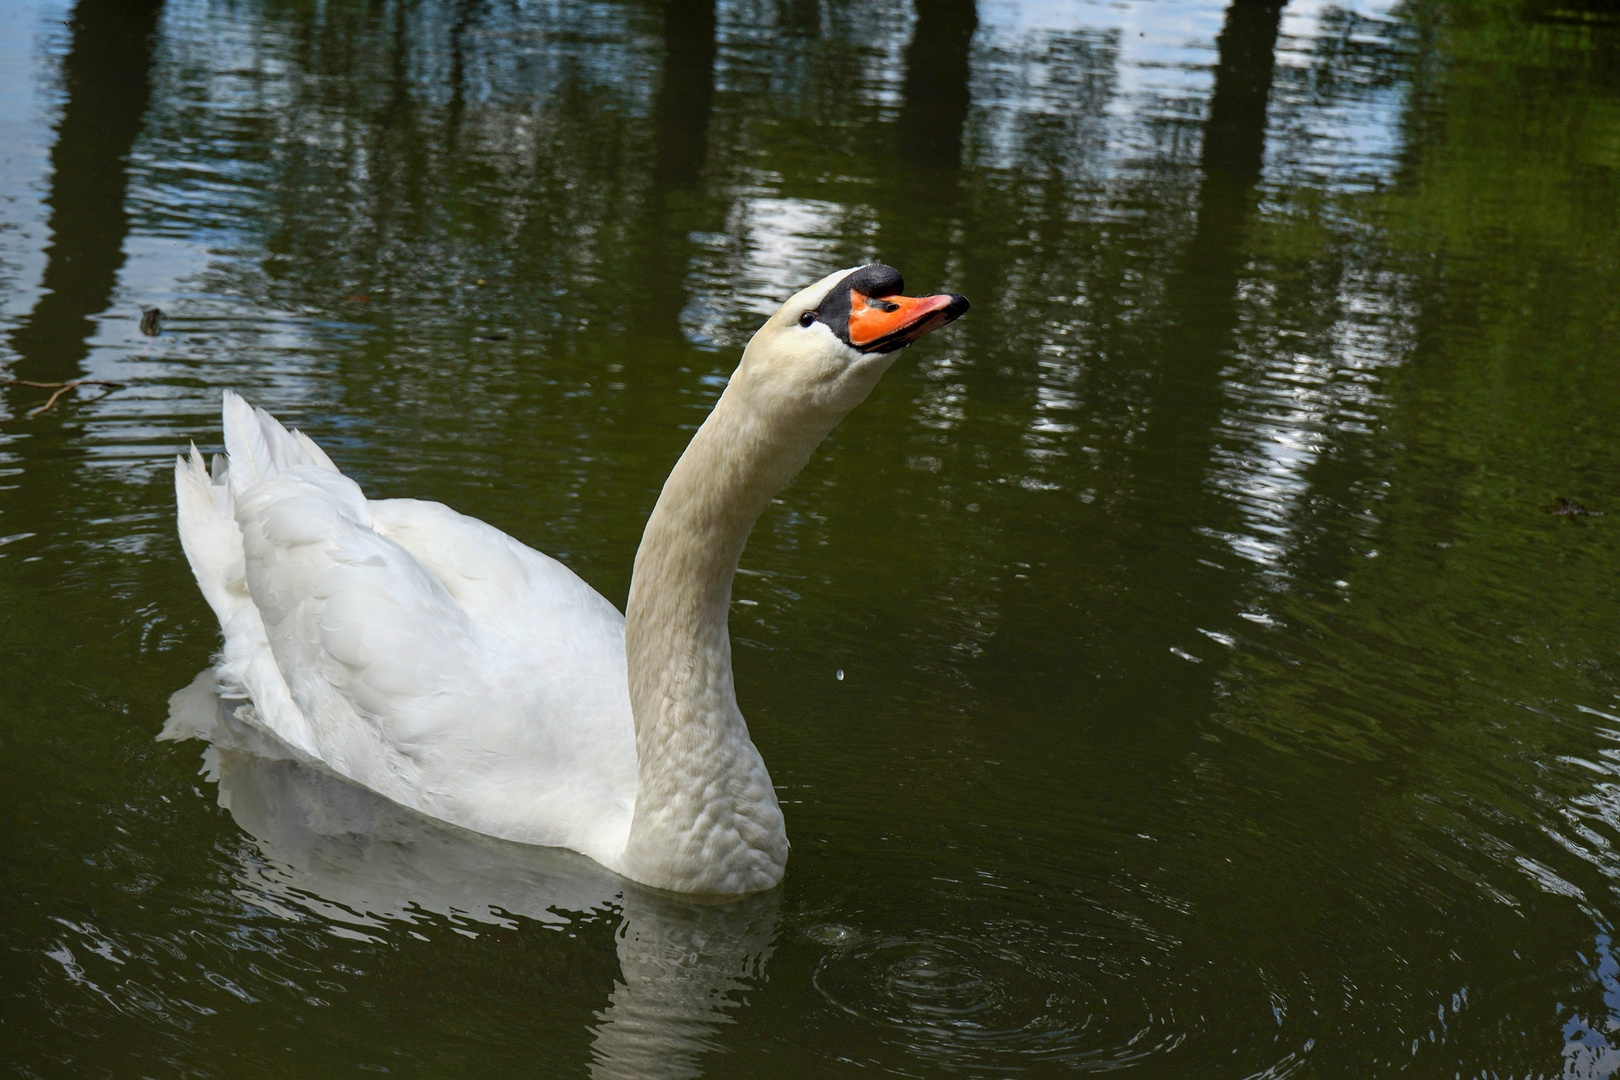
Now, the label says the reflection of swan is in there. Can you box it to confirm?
[164,668,779,1080]
[172,263,966,894]
[591,890,778,1080]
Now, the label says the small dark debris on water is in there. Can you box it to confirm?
[1546,497,1602,518]
[346,294,370,303]
[139,307,163,336]
[472,332,509,343]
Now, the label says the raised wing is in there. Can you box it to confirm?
[183,393,637,859]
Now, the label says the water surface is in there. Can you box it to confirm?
[3,0,1620,1075]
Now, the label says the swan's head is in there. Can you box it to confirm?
[735,264,970,423]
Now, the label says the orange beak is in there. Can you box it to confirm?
[847,290,970,353]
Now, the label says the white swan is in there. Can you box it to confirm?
[173,264,969,895]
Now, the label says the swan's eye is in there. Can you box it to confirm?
[798,311,817,328]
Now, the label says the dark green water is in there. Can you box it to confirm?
[2,0,1619,1075]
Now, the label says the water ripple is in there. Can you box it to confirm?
[814,925,1196,1071]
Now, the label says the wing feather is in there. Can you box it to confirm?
[174,392,637,860]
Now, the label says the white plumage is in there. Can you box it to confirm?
[171,265,967,894]
[177,391,639,869]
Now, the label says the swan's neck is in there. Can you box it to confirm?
[620,376,832,895]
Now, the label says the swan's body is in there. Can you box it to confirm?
[173,265,967,894]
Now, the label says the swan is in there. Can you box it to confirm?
[173,263,969,895]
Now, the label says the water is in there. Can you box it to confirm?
[1,0,1618,1075]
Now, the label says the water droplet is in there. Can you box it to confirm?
[835,668,844,681]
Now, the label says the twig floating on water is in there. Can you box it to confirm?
[2,377,127,419]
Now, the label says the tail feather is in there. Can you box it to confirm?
[292,428,338,473]
[175,443,248,626]
[180,390,340,626]
[220,389,336,501]
[174,391,335,762]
